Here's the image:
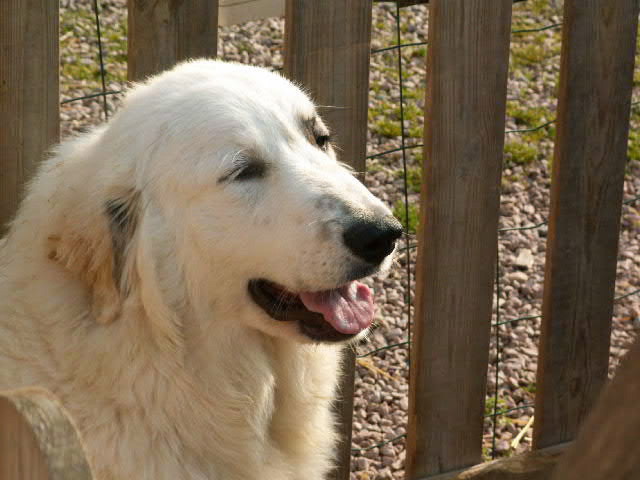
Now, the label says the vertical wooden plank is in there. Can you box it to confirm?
[284,2,373,478]
[0,0,59,233]
[128,0,219,81]
[0,389,94,480]
[533,0,639,449]
[0,397,52,480]
[551,340,640,480]
[285,0,372,176]
[405,1,513,478]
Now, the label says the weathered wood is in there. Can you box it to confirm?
[533,0,639,449]
[373,0,525,5]
[128,0,219,81]
[405,1,513,478]
[421,443,569,480]
[284,2,373,478]
[285,0,372,177]
[334,348,357,478]
[551,340,640,480]
[0,388,94,480]
[0,0,59,234]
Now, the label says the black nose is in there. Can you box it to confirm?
[343,215,404,264]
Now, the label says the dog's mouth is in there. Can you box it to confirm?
[248,279,375,342]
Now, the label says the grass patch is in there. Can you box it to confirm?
[504,140,538,166]
[393,200,419,234]
[506,101,549,128]
[628,129,640,162]
[511,43,546,68]
[406,167,421,193]
[373,118,402,137]
[394,167,422,193]
[485,396,508,417]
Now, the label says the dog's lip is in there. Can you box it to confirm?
[247,279,359,342]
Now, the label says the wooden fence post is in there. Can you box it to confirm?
[0,388,94,480]
[551,340,640,480]
[0,0,59,233]
[284,1,373,478]
[405,1,513,478]
[128,0,219,81]
[533,0,639,449]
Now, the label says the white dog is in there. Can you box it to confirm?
[0,60,401,480]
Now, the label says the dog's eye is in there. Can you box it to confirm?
[315,135,330,149]
[234,161,267,181]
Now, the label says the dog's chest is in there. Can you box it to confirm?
[75,339,341,480]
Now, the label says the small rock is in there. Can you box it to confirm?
[514,249,534,270]
[375,467,393,480]
[355,457,369,471]
[496,440,511,453]
[363,448,380,460]
[381,455,395,467]
[506,271,529,283]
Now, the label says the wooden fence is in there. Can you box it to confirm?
[1,1,639,479]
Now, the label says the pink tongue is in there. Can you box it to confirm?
[299,282,374,334]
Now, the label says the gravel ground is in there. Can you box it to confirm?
[58,1,639,479]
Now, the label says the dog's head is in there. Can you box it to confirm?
[47,60,401,344]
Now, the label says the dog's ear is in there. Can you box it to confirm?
[48,190,140,324]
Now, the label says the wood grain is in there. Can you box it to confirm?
[128,0,219,81]
[284,2,373,478]
[422,443,569,480]
[0,0,59,234]
[551,340,640,480]
[533,0,639,449]
[373,0,525,6]
[405,1,513,478]
[285,0,372,177]
[0,388,94,480]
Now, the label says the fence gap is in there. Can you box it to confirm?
[533,0,640,449]
[284,1,373,478]
[0,0,59,233]
[128,0,219,81]
[405,1,513,478]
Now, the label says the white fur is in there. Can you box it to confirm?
[0,60,393,479]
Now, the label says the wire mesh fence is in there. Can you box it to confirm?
[356,0,640,470]
[58,0,639,478]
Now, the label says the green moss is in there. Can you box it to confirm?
[393,167,421,193]
[373,118,402,137]
[529,0,556,16]
[412,46,427,58]
[511,43,546,68]
[413,148,423,165]
[393,200,419,234]
[398,102,422,121]
[628,129,640,162]
[61,62,104,82]
[504,140,538,166]
[406,167,422,193]
[484,396,508,417]
[402,87,423,101]
[407,125,422,139]
[367,162,384,174]
[506,101,549,127]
